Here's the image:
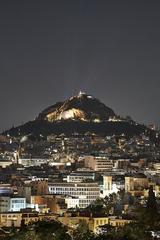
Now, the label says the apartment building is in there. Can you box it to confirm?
[84,155,113,172]
[48,182,100,208]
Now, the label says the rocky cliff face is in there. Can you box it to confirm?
[38,92,116,122]
[3,92,148,138]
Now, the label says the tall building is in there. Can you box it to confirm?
[103,176,112,196]
[102,175,125,197]
[125,174,148,192]
[125,176,134,191]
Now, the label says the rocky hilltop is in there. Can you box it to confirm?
[4,92,147,138]
[38,91,115,122]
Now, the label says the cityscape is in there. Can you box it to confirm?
[1,1,160,240]
[0,92,160,239]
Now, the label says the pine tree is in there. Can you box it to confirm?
[147,186,157,213]
[145,186,158,228]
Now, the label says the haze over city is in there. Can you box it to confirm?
[1,1,160,131]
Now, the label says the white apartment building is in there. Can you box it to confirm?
[10,198,26,212]
[48,182,100,208]
[65,197,80,209]
[0,197,26,212]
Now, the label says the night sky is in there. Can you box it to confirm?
[0,0,160,132]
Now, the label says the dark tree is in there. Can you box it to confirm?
[146,186,157,212]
